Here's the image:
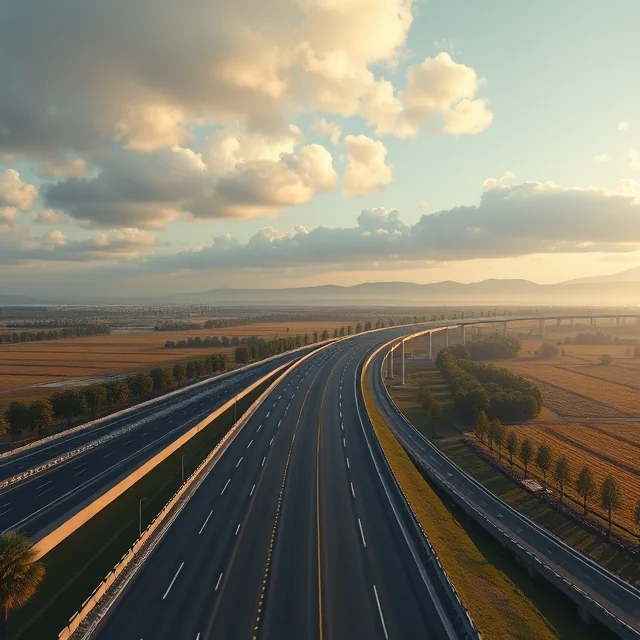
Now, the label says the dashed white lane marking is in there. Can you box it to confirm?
[343,438,346,448]
[215,572,223,591]
[103,451,114,458]
[277,419,281,428]
[250,484,256,496]
[346,457,350,469]
[199,510,213,535]
[270,437,275,445]
[350,482,356,498]
[262,456,266,467]
[247,439,253,449]
[235,523,241,535]
[266,412,270,418]
[373,585,389,639]
[236,457,243,467]
[221,479,231,495]
[73,465,87,476]
[257,424,262,432]
[358,518,367,547]
[341,423,344,431]
[162,562,184,600]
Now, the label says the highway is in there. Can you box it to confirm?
[368,346,640,634]
[0,348,317,538]
[93,330,454,640]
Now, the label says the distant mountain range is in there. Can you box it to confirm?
[2,266,639,306]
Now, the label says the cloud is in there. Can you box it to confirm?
[135,181,640,274]
[0,169,37,210]
[0,208,17,224]
[44,134,337,228]
[618,121,630,132]
[592,153,612,163]
[0,227,158,264]
[311,119,342,145]
[628,148,640,171]
[482,171,515,190]
[418,200,429,212]
[39,157,90,179]
[343,135,392,196]
[33,208,63,225]
[0,0,491,162]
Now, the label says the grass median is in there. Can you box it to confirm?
[363,379,617,640]
[9,379,272,640]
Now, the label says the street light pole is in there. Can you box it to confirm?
[139,497,147,537]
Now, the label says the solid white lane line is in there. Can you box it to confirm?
[236,457,243,467]
[162,562,184,600]
[261,456,266,467]
[350,482,356,498]
[0,504,10,515]
[358,518,367,547]
[250,484,255,496]
[373,585,389,639]
[221,479,231,495]
[346,457,350,469]
[199,510,213,535]
[35,480,52,490]
[235,523,241,535]
[215,572,223,591]
[247,440,253,449]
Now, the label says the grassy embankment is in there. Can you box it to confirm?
[364,376,617,640]
[9,381,269,640]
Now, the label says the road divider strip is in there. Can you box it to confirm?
[56,342,333,640]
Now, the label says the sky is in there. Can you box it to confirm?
[1,0,640,298]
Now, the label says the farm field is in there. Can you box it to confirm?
[514,424,640,534]
[0,321,348,410]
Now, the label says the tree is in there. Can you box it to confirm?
[235,345,252,364]
[106,380,130,406]
[4,403,30,438]
[492,419,505,461]
[599,474,622,534]
[83,384,108,418]
[173,363,187,384]
[576,465,596,516]
[27,400,54,439]
[505,430,518,466]
[599,354,613,366]
[539,342,558,357]
[321,329,329,341]
[429,400,443,420]
[519,438,534,477]
[127,372,153,397]
[0,531,46,639]
[364,321,372,331]
[0,415,7,436]
[475,410,489,444]
[534,444,553,484]
[553,455,570,503]
[355,323,363,333]
[150,367,175,391]
[50,390,87,426]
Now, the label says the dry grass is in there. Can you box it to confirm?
[514,424,640,533]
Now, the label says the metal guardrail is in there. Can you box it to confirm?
[58,342,333,640]
[374,349,640,639]
[358,348,481,640]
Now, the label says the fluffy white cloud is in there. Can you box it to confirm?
[39,157,89,178]
[418,200,429,212]
[482,171,515,190]
[44,134,337,227]
[0,0,491,160]
[0,208,17,224]
[628,148,640,171]
[33,209,63,225]
[311,119,342,145]
[343,135,392,196]
[618,121,630,132]
[0,169,37,210]
[592,153,612,163]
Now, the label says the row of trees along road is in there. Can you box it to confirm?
[0,324,110,344]
[474,411,639,537]
[1,354,227,443]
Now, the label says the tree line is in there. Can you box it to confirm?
[155,317,251,331]
[0,324,111,344]
[436,342,542,423]
[566,331,640,347]
[474,412,638,537]
[0,354,227,442]
[466,334,521,360]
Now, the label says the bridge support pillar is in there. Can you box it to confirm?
[556,318,561,327]
[616,316,621,327]
[539,319,545,337]
[462,325,466,345]
[428,332,433,360]
[503,321,508,337]
[401,340,406,385]
[390,348,395,379]
[445,327,450,348]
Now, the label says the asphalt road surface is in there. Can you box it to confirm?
[0,349,316,538]
[94,331,451,640]
[368,346,640,634]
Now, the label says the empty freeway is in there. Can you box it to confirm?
[90,328,462,640]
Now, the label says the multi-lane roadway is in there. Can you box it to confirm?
[92,332,454,640]
[0,349,317,538]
